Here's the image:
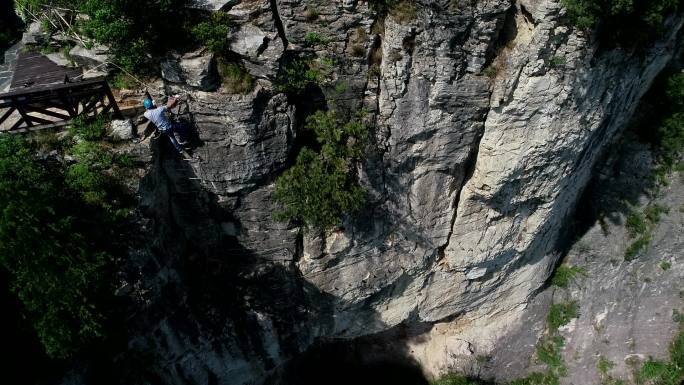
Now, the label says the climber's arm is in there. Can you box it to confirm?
[166,96,179,109]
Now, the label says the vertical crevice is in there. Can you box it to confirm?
[270,0,289,49]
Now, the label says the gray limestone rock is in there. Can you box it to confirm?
[102,1,684,384]
[109,119,136,141]
[68,44,112,78]
[161,49,219,91]
[225,0,285,78]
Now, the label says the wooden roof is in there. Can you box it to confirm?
[9,51,82,91]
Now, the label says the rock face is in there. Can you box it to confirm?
[161,49,219,91]
[114,1,684,384]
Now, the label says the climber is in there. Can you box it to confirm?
[143,92,191,155]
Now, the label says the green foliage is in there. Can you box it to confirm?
[551,265,588,288]
[217,60,254,94]
[561,0,600,29]
[561,0,681,43]
[537,335,567,376]
[0,135,112,358]
[430,374,483,385]
[69,115,107,141]
[275,59,321,94]
[483,65,498,78]
[109,72,137,90]
[508,372,558,385]
[666,73,684,109]
[274,110,368,230]
[660,261,672,270]
[547,302,579,330]
[651,72,684,183]
[597,355,615,376]
[638,319,684,385]
[623,203,667,260]
[66,141,114,207]
[625,207,648,237]
[549,56,566,68]
[304,32,327,47]
[656,111,684,170]
[625,233,651,260]
[644,203,669,223]
[191,11,231,54]
[76,0,196,72]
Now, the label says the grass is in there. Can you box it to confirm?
[537,335,566,373]
[389,0,417,24]
[304,32,327,47]
[660,261,672,271]
[218,60,255,94]
[430,374,484,385]
[644,204,669,223]
[304,6,319,22]
[551,265,588,288]
[69,115,107,141]
[625,233,652,261]
[597,355,615,376]
[597,359,628,385]
[548,302,579,330]
[623,203,668,260]
[549,56,566,68]
[483,65,497,78]
[110,73,137,90]
[625,207,648,238]
[638,320,684,385]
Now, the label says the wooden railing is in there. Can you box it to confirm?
[0,77,121,132]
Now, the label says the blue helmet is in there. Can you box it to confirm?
[143,98,154,110]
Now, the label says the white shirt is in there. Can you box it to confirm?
[144,106,173,132]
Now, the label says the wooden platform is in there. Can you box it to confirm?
[0,77,121,132]
[0,51,120,132]
[10,50,82,91]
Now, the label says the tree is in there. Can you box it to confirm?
[0,132,121,359]
[274,110,368,231]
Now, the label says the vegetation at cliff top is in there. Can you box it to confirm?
[0,117,132,359]
[15,0,231,72]
[274,110,368,231]
[562,0,681,42]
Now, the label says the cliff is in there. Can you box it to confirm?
[22,0,681,384]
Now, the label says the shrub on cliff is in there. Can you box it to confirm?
[191,11,231,54]
[274,110,368,230]
[275,59,322,94]
[562,0,681,42]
